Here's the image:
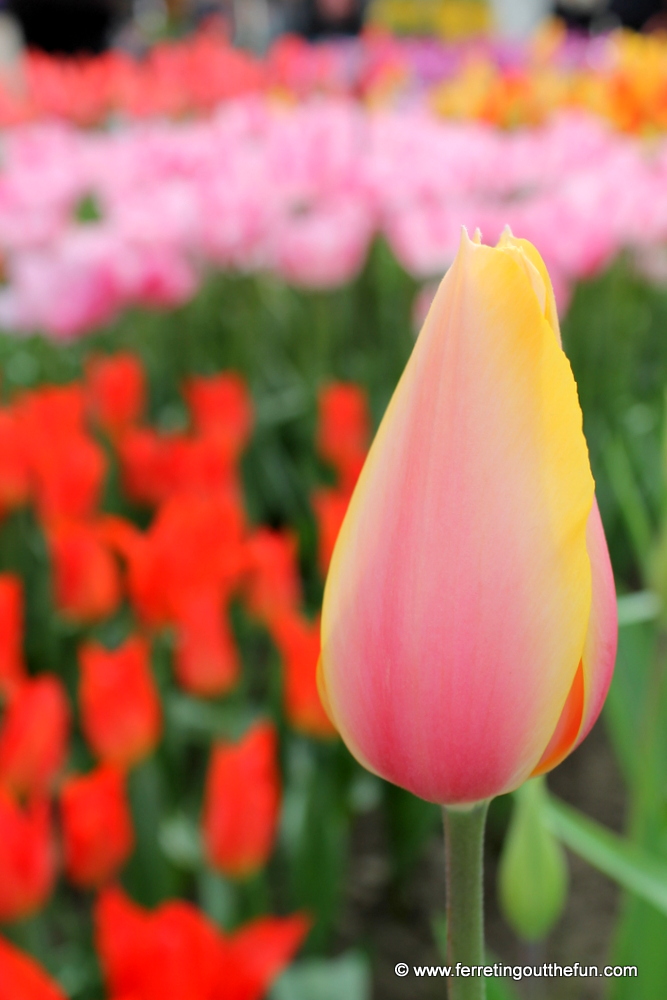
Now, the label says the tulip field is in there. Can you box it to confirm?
[4,23,667,1000]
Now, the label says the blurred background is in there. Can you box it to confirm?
[0,2,667,1000]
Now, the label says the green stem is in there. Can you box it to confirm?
[443,801,490,1000]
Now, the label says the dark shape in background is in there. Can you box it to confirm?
[6,0,129,54]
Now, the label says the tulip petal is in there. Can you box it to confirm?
[321,230,595,804]
[574,500,618,748]
[532,499,617,773]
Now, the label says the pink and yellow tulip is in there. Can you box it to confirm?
[319,229,617,806]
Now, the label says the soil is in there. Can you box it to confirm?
[337,718,626,1000]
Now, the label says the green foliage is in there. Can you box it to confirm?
[271,952,371,1000]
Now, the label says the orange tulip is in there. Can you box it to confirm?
[319,230,617,805]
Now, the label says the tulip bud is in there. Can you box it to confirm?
[319,230,617,805]
[60,766,134,889]
[202,722,280,878]
[0,676,70,797]
[0,937,66,1000]
[498,778,568,941]
[0,792,55,923]
[79,637,162,768]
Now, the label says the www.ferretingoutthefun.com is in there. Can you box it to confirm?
[393,962,638,982]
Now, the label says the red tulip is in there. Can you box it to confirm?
[79,637,162,768]
[20,387,106,523]
[185,373,253,455]
[316,383,369,493]
[311,487,350,576]
[269,611,336,739]
[0,938,66,1000]
[127,493,245,627]
[0,792,55,923]
[48,520,122,623]
[173,588,239,698]
[202,722,280,879]
[85,352,146,439]
[60,766,134,888]
[0,575,25,697]
[0,676,70,797]
[95,885,307,1000]
[243,529,301,625]
[118,428,173,507]
[0,409,31,516]
[217,914,310,1000]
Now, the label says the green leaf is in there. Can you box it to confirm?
[159,814,203,870]
[617,591,661,626]
[271,952,371,1000]
[165,694,257,742]
[544,796,667,915]
[602,435,654,578]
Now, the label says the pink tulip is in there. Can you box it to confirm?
[319,229,617,806]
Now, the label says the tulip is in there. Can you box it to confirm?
[269,610,336,739]
[48,520,122,623]
[0,410,31,517]
[85,352,146,439]
[95,885,308,1000]
[0,575,25,697]
[184,373,253,456]
[60,765,134,888]
[243,529,302,624]
[319,229,617,999]
[0,676,70,797]
[0,792,56,923]
[202,722,280,879]
[311,487,352,577]
[0,938,66,1000]
[78,637,162,768]
[319,229,617,806]
[173,587,240,698]
[316,383,370,494]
